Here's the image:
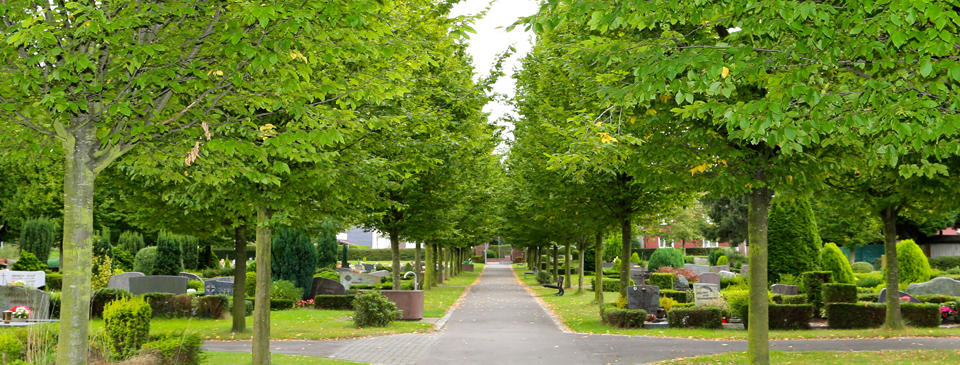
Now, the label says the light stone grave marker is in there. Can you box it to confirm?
[693,283,720,306]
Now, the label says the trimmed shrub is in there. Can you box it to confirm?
[716,256,728,266]
[901,302,941,327]
[141,332,204,365]
[11,251,45,271]
[144,293,175,318]
[914,294,959,304]
[315,268,340,281]
[50,291,61,318]
[782,295,807,304]
[852,262,875,273]
[154,232,184,276]
[723,288,750,320]
[19,217,58,264]
[199,243,217,270]
[660,289,691,303]
[802,271,832,314]
[720,276,747,289]
[826,303,885,329]
[683,255,694,264]
[172,294,194,317]
[272,228,318,299]
[271,279,303,302]
[649,273,675,290]
[93,227,113,258]
[45,272,62,291]
[314,295,356,310]
[181,235,199,271]
[708,249,724,266]
[317,232,339,269]
[667,306,722,329]
[768,198,822,283]
[0,333,23,362]
[91,288,133,318]
[118,231,145,254]
[821,243,855,284]
[270,299,295,310]
[134,246,158,275]
[245,271,257,297]
[630,252,641,265]
[822,283,857,303]
[854,272,883,287]
[929,256,960,271]
[187,280,204,292]
[601,306,647,328]
[111,247,135,272]
[353,291,400,327]
[647,248,684,271]
[195,295,228,319]
[769,304,813,330]
[857,293,878,302]
[896,239,932,284]
[103,297,152,360]
[591,277,634,292]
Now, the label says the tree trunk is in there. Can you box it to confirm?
[552,245,559,281]
[390,231,401,290]
[56,124,99,365]
[232,225,247,333]
[848,247,856,264]
[564,242,572,289]
[437,245,444,284]
[620,216,631,301]
[577,239,585,293]
[415,242,422,289]
[881,206,904,329]
[424,243,434,289]
[747,187,773,365]
[252,207,273,365]
[594,231,604,305]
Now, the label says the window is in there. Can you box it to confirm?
[658,237,671,248]
[702,240,718,248]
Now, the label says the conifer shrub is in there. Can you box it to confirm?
[822,283,857,303]
[820,242,855,284]
[19,217,58,264]
[181,235,199,271]
[271,228,317,299]
[716,256,729,266]
[118,231,145,254]
[802,271,832,314]
[851,261,875,273]
[103,297,151,360]
[647,248,683,271]
[768,198,822,282]
[11,251,45,271]
[316,232,339,269]
[896,239,932,284]
[134,246,158,275]
[352,291,399,327]
[153,232,183,276]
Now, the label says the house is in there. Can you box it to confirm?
[336,227,412,249]
[921,227,960,257]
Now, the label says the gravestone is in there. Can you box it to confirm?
[128,275,187,295]
[179,272,203,282]
[602,263,615,269]
[0,270,46,289]
[877,288,920,303]
[693,283,721,306]
[340,271,379,290]
[310,277,346,297]
[0,286,50,320]
[107,272,145,292]
[683,264,710,275]
[626,285,660,314]
[694,257,709,265]
[710,265,730,273]
[740,265,749,274]
[905,277,960,297]
[718,270,737,279]
[368,270,391,278]
[361,264,375,272]
[629,268,648,285]
[698,272,721,285]
[204,277,234,296]
[674,275,690,291]
[771,284,799,295]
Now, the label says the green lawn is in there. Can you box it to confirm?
[204,352,361,365]
[656,350,960,364]
[512,265,960,340]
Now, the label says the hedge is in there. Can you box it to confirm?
[45,273,62,291]
[601,305,647,328]
[772,294,806,304]
[314,295,356,310]
[901,303,941,327]
[91,288,133,318]
[802,271,832,314]
[822,283,857,303]
[591,277,634,292]
[826,303,885,329]
[851,261,875,273]
[195,295,229,319]
[769,304,813,330]
[914,294,960,304]
[929,256,960,271]
[857,293,878,302]
[660,289,691,303]
[143,293,194,318]
[649,273,675,291]
[270,299,295,310]
[667,306,722,329]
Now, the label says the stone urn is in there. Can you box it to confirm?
[380,290,424,320]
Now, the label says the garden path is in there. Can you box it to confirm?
[204,265,960,364]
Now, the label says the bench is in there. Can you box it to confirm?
[523,268,538,278]
[542,275,564,296]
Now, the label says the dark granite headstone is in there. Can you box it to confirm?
[771,284,799,295]
[626,285,660,314]
[0,285,50,319]
[629,269,648,285]
[699,272,721,285]
[128,275,187,295]
[674,275,690,291]
[204,277,234,296]
[107,272,145,292]
[878,288,920,303]
[309,277,346,297]
[179,272,203,282]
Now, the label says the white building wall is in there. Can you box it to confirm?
[930,244,960,258]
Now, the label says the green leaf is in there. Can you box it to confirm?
[949,65,960,81]
[918,60,932,77]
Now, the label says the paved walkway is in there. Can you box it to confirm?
[205,265,960,364]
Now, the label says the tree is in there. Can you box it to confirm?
[701,195,748,245]
[271,228,317,299]
[317,232,339,269]
[181,235,199,271]
[812,194,882,263]
[118,231,145,255]
[767,198,822,283]
[19,217,58,264]
[820,243,854,284]
[153,232,183,276]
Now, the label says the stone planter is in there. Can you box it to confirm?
[461,264,475,272]
[380,290,424,321]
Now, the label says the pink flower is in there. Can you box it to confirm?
[899,295,911,302]
[941,306,957,319]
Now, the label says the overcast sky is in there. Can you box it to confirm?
[450,0,539,144]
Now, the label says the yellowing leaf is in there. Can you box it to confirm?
[659,94,671,103]
[689,163,709,175]
[595,121,602,127]
[721,66,730,79]
[645,109,656,116]
[598,132,618,144]
[288,50,307,62]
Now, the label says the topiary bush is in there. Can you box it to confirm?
[769,304,813,330]
[245,271,257,297]
[91,288,133,318]
[901,302,941,327]
[647,248,683,271]
[536,270,554,284]
[767,198,822,283]
[19,217,58,264]
[708,249,724,266]
[314,295,356,310]
[103,297,152,360]
[667,306,722,329]
[825,303,885,329]
[141,332,204,365]
[822,283,857,303]
[660,289,691,303]
[801,271,832,314]
[820,242,855,284]
[851,261,875,273]
[271,228,317,299]
[649,273,675,290]
[781,295,807,304]
[181,235,199,271]
[271,279,303,302]
[134,246,158,275]
[118,231,144,254]
[896,239,932,284]
[352,291,400,327]
[716,256,728,266]
[601,306,647,328]
[11,251,45,271]
[929,256,960,271]
[154,232,184,276]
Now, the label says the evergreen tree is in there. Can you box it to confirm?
[181,235,199,270]
[820,242,854,284]
[316,233,338,269]
[117,231,145,254]
[271,228,317,298]
[153,232,183,276]
[19,217,58,264]
[768,198,822,282]
[93,227,113,258]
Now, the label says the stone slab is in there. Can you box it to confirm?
[693,257,709,265]
[878,288,920,303]
[698,272,720,285]
[310,277,346,297]
[128,275,187,295]
[381,290,424,320]
[0,270,45,289]
[368,270,391,278]
[107,272,145,292]
[626,285,660,314]
[179,272,203,282]
[771,284,799,295]
[340,271,380,290]
[710,265,730,273]
[204,277,234,296]
[684,264,710,275]
[0,285,49,320]
[740,265,749,274]
[693,283,721,306]
[629,269,648,285]
[905,277,960,297]
[718,270,737,279]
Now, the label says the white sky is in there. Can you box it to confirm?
[450,0,539,144]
